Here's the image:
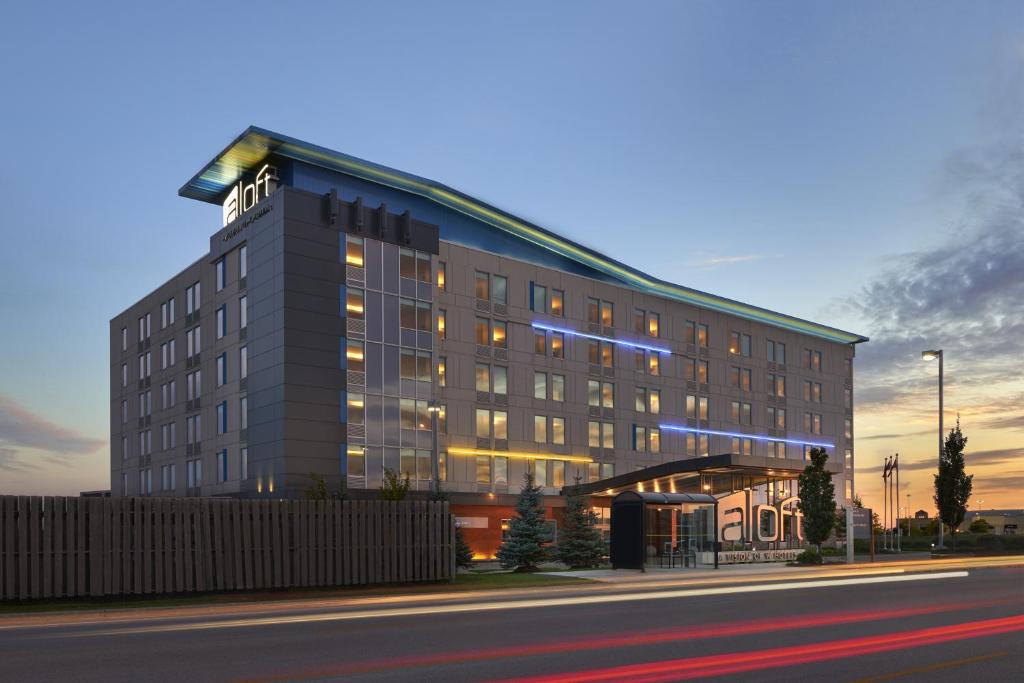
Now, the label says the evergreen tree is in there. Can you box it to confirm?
[430,485,474,569]
[797,447,837,552]
[379,468,411,501]
[556,477,605,569]
[496,471,551,571]
[934,419,973,549]
[304,473,328,501]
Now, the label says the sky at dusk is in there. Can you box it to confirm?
[0,1,1021,515]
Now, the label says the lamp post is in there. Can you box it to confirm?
[428,401,442,496]
[922,349,943,548]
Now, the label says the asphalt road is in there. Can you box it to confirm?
[1,561,1022,682]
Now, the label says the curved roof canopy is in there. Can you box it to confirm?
[180,126,868,345]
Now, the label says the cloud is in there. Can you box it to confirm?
[856,447,1023,477]
[0,395,104,471]
[686,255,765,268]
[845,138,1024,449]
[857,429,934,441]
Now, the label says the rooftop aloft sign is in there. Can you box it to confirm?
[222,164,277,226]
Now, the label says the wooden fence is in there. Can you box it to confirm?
[0,496,454,601]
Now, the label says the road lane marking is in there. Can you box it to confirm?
[59,570,970,637]
[849,651,1009,682]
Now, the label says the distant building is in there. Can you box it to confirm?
[914,509,928,519]
[959,509,1023,535]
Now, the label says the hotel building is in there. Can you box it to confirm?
[110,127,866,559]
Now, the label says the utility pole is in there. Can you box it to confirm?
[895,454,901,552]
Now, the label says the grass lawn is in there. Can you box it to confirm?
[0,571,593,615]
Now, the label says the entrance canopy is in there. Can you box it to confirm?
[567,453,842,499]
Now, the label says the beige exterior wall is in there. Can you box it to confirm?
[434,241,856,499]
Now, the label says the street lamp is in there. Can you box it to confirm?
[921,349,943,548]
[428,401,443,496]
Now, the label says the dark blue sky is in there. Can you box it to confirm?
[1,1,1022,504]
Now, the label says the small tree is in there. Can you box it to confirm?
[496,471,551,572]
[304,473,328,500]
[852,494,864,509]
[556,477,605,569]
[430,485,474,569]
[934,419,973,549]
[380,468,411,501]
[968,517,993,534]
[797,447,837,552]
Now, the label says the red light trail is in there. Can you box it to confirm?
[237,599,1012,682]
[497,613,1024,683]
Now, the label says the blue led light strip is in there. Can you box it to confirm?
[658,424,836,450]
[531,322,672,354]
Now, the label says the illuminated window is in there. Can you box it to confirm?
[552,417,565,445]
[494,456,507,485]
[437,310,446,339]
[346,287,365,320]
[697,324,708,347]
[730,437,753,456]
[635,426,647,452]
[346,340,365,373]
[400,399,416,430]
[493,411,507,440]
[534,415,547,443]
[635,387,647,412]
[804,349,822,371]
[649,389,661,414]
[729,331,751,356]
[552,375,565,401]
[476,456,491,485]
[648,352,660,376]
[535,331,547,355]
[551,289,564,316]
[648,313,659,338]
[601,342,613,368]
[475,271,489,300]
[534,372,547,399]
[650,428,661,453]
[240,295,247,329]
[768,373,785,397]
[602,422,615,449]
[475,363,490,393]
[239,245,247,280]
[845,448,853,470]
[803,381,822,403]
[437,261,446,290]
[551,461,565,488]
[845,387,853,410]
[348,392,365,424]
[534,460,547,487]
[551,332,564,358]
[804,412,823,434]
[475,318,490,346]
[768,406,786,429]
[347,447,366,477]
[697,359,709,384]
[587,297,600,324]
[476,408,490,437]
[345,235,364,267]
[600,301,613,327]
[492,320,507,348]
[588,421,600,448]
[438,357,446,387]
[845,418,853,440]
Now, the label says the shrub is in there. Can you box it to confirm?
[796,549,823,565]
